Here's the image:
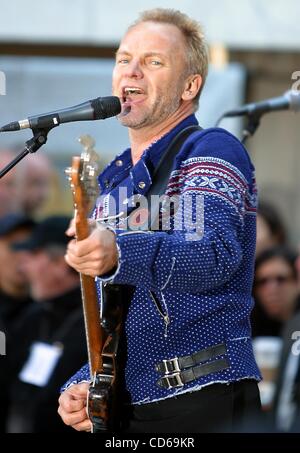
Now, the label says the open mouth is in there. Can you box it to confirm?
[122,87,145,103]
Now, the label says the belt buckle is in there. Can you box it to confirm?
[162,357,180,374]
[164,372,184,389]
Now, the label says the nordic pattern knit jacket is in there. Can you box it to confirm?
[63,114,261,404]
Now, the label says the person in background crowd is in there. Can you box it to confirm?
[295,247,300,290]
[0,316,7,430]
[5,216,86,433]
[0,149,19,217]
[0,213,35,431]
[0,318,5,351]
[273,310,300,432]
[252,247,300,338]
[1,148,55,219]
[14,153,54,218]
[0,213,35,334]
[256,202,287,258]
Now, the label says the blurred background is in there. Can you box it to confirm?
[0,0,300,433]
[0,0,299,235]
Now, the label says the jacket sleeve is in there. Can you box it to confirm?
[100,130,256,294]
[60,363,90,392]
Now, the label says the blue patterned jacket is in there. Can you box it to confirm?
[63,114,261,404]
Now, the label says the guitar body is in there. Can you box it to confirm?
[88,373,115,432]
[88,284,126,433]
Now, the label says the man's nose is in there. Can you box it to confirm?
[264,280,283,294]
[17,252,32,272]
[125,60,143,79]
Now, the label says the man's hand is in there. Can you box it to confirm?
[58,383,92,432]
[65,224,118,278]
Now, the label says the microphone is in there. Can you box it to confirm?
[222,90,300,118]
[0,96,121,132]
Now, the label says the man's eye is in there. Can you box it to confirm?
[150,60,162,66]
[117,59,129,64]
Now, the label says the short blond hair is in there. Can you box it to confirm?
[130,8,209,107]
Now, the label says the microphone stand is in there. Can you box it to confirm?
[0,126,55,180]
[241,113,261,145]
[215,112,262,146]
[215,108,264,145]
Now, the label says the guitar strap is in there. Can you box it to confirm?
[146,124,203,212]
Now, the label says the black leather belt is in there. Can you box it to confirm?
[155,343,230,390]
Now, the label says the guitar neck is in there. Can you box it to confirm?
[66,140,122,432]
[76,213,105,379]
[80,273,104,378]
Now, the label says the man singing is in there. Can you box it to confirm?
[58,8,261,433]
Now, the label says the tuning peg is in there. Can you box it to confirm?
[65,167,72,179]
[78,134,95,151]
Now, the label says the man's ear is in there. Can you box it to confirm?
[182,74,202,101]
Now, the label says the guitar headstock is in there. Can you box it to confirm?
[65,134,100,217]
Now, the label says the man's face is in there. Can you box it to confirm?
[0,228,32,290]
[0,152,18,216]
[21,249,65,301]
[16,155,52,215]
[112,21,189,129]
[255,257,298,320]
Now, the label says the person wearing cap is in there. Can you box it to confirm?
[5,216,87,433]
[0,213,35,432]
[0,213,35,328]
